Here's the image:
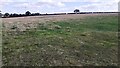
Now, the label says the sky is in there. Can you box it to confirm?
[0,0,119,14]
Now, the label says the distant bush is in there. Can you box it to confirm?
[31,13,40,16]
[25,11,31,16]
[74,9,80,13]
[4,13,10,18]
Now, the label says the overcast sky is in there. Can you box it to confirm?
[0,0,119,14]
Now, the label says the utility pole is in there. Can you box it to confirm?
[0,10,2,18]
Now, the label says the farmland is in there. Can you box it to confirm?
[1,14,118,66]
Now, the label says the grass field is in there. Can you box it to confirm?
[2,14,118,66]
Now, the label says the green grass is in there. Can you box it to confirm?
[2,15,118,66]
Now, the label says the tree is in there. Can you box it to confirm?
[9,14,13,17]
[34,13,40,15]
[25,11,31,16]
[74,9,80,13]
[13,13,19,17]
[4,13,10,17]
[31,13,40,16]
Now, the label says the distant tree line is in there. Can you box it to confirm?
[1,9,119,18]
[2,11,41,18]
[1,9,80,18]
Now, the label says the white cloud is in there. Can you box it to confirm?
[1,0,120,3]
[0,0,119,13]
[36,2,65,7]
[0,0,13,10]
[75,2,118,12]
[12,2,65,9]
[36,0,119,2]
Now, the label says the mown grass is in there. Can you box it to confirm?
[2,15,118,66]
